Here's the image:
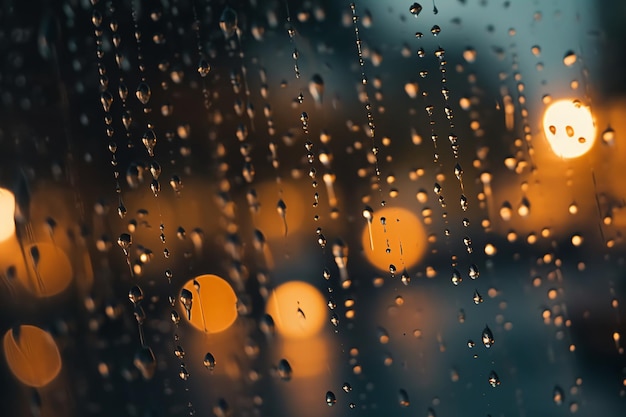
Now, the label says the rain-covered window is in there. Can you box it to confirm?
[0,0,625,416]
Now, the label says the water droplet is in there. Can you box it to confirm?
[469,264,480,279]
[117,233,132,255]
[451,269,462,286]
[473,290,484,304]
[482,325,495,348]
[203,352,216,370]
[342,382,352,392]
[128,285,143,305]
[277,358,292,381]
[197,59,211,77]
[135,82,151,105]
[409,3,423,17]
[401,269,411,286]
[179,364,190,381]
[219,7,238,38]
[170,310,181,325]
[398,389,410,407]
[142,129,157,156]
[602,126,615,144]
[180,288,193,320]
[133,346,157,379]
[553,385,564,405]
[309,74,324,105]
[174,345,185,359]
[563,50,577,66]
[100,91,113,112]
[488,370,501,387]
[325,391,336,406]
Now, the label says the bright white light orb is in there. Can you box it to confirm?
[0,188,16,242]
[542,99,596,158]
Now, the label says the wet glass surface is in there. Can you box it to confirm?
[0,1,625,416]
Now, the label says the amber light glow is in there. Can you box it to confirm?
[181,274,238,333]
[0,188,16,242]
[361,207,427,272]
[3,325,62,387]
[19,243,73,297]
[266,281,326,339]
[543,99,596,158]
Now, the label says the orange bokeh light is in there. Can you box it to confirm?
[361,206,427,272]
[180,274,238,333]
[266,281,326,339]
[3,325,62,387]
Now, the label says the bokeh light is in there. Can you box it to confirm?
[19,243,73,297]
[0,188,16,242]
[266,281,326,339]
[542,99,596,158]
[180,274,238,333]
[3,325,61,387]
[361,207,427,272]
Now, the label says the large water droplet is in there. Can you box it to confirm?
[409,3,423,17]
[203,352,216,370]
[482,325,495,348]
[135,82,151,105]
[220,7,238,39]
[277,358,292,381]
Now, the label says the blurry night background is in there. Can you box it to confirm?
[1,0,626,416]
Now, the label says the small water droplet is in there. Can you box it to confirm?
[203,352,216,370]
[488,370,501,387]
[409,3,423,17]
[563,50,577,66]
[325,391,336,406]
[277,358,292,381]
[180,288,193,320]
[398,389,410,407]
[482,325,495,348]
[219,7,238,39]
[553,385,564,405]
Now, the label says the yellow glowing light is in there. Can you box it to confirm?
[20,243,73,297]
[361,207,426,272]
[542,99,596,158]
[266,281,326,339]
[3,325,62,387]
[181,274,238,333]
[0,188,16,242]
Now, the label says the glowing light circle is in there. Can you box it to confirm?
[0,188,16,242]
[542,99,596,158]
[3,325,62,387]
[266,281,326,339]
[361,206,427,272]
[180,274,238,333]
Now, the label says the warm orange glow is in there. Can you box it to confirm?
[3,325,62,387]
[20,243,73,297]
[254,181,307,239]
[543,99,596,158]
[0,188,16,242]
[181,274,238,333]
[275,336,329,378]
[361,207,427,272]
[266,281,326,339]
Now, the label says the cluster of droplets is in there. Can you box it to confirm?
[349,3,382,195]
[91,3,127,222]
[509,47,536,171]
[411,3,498,395]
